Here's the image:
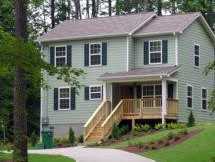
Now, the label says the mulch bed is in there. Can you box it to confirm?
[123,129,202,153]
[0,160,12,162]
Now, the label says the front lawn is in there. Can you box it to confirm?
[143,123,215,162]
[0,153,75,162]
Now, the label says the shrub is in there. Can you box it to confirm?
[166,123,187,130]
[157,139,164,145]
[155,123,165,130]
[111,123,121,139]
[119,125,129,136]
[142,124,151,132]
[134,124,151,133]
[187,111,195,127]
[180,128,188,135]
[30,131,39,147]
[210,157,215,162]
[78,134,84,143]
[69,128,76,145]
[167,132,175,140]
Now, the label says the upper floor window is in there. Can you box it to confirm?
[202,88,207,110]
[149,40,162,64]
[194,44,200,67]
[55,46,67,66]
[89,85,102,100]
[90,43,102,66]
[58,87,70,110]
[187,85,192,108]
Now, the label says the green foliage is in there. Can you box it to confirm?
[78,134,84,143]
[111,123,121,139]
[68,128,76,145]
[119,125,129,136]
[134,124,151,133]
[187,111,195,127]
[179,128,188,135]
[154,123,165,130]
[208,89,215,112]
[166,123,186,129]
[30,131,39,147]
[167,132,175,140]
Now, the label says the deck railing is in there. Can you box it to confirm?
[84,100,111,142]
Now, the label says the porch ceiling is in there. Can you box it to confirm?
[99,65,180,81]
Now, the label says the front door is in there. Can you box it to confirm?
[168,83,174,99]
[120,85,134,99]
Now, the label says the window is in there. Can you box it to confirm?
[149,40,162,64]
[58,88,70,110]
[194,44,200,67]
[90,43,102,66]
[55,46,67,66]
[202,88,207,110]
[187,86,192,108]
[142,85,162,97]
[89,85,102,100]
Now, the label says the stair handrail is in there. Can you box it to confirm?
[84,100,111,141]
[101,100,124,139]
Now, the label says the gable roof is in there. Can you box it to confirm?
[134,13,201,36]
[39,12,215,44]
[39,12,156,42]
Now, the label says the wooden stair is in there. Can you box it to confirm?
[85,118,105,143]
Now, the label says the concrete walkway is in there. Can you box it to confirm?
[29,146,155,162]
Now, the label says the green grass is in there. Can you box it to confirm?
[143,123,215,162]
[0,153,75,162]
[103,128,192,149]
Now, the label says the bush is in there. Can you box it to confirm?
[167,123,187,130]
[167,132,175,140]
[179,128,188,135]
[119,125,129,136]
[69,128,76,145]
[210,157,215,162]
[187,111,195,127]
[30,131,39,147]
[78,134,84,143]
[155,123,165,130]
[111,123,121,139]
[54,138,70,147]
[134,124,151,133]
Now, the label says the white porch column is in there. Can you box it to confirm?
[103,81,107,100]
[162,79,167,124]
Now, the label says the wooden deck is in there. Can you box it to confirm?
[84,98,179,143]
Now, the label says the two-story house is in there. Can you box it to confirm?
[39,12,215,143]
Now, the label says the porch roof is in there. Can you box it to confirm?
[99,65,179,81]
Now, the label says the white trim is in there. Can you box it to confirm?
[161,79,167,124]
[175,34,178,65]
[103,82,107,100]
[167,78,179,99]
[149,40,163,65]
[89,85,102,101]
[40,87,43,141]
[142,84,162,98]
[126,37,130,71]
[54,45,67,67]
[201,87,208,110]
[194,44,200,67]
[89,43,102,67]
[58,87,71,110]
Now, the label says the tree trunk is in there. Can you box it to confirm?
[50,0,55,28]
[67,0,71,20]
[171,0,176,14]
[13,0,28,162]
[108,0,112,16]
[92,0,97,17]
[86,0,90,18]
[157,0,162,16]
[74,0,82,19]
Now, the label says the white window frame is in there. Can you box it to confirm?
[194,44,200,67]
[55,45,67,67]
[187,84,193,108]
[58,87,71,110]
[149,40,162,64]
[89,43,102,67]
[201,88,208,110]
[89,85,102,101]
[142,84,162,98]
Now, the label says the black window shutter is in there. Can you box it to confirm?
[102,42,107,65]
[144,41,149,65]
[50,46,55,65]
[85,87,89,100]
[67,45,72,66]
[84,44,89,66]
[54,88,58,111]
[162,40,168,64]
[70,88,76,110]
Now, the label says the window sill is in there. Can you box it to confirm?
[56,109,72,111]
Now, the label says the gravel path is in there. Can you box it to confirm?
[29,146,155,162]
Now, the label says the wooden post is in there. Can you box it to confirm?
[131,119,135,131]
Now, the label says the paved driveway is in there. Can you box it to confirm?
[29,146,155,162]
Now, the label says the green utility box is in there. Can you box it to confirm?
[42,129,54,149]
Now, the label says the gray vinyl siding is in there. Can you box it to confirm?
[41,37,128,126]
[177,20,215,122]
[134,35,176,68]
